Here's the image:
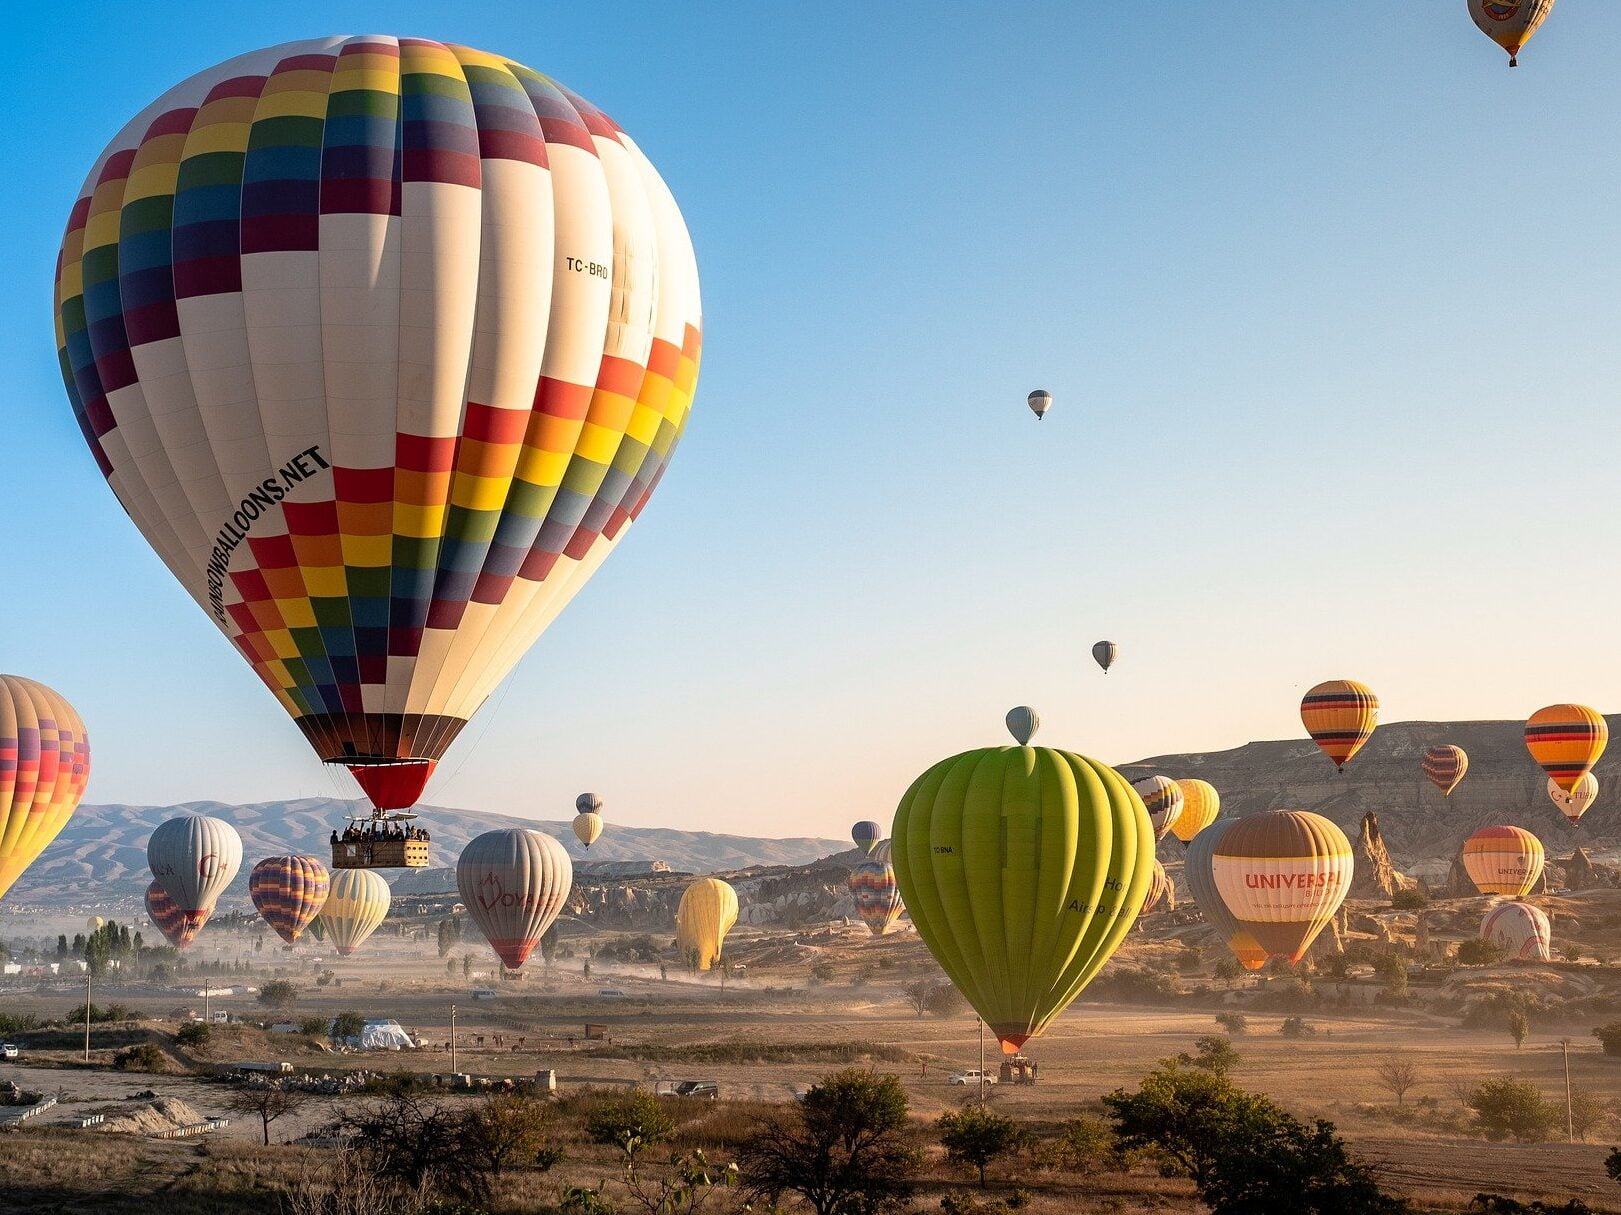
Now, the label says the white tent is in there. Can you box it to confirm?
[343,1019,417,1051]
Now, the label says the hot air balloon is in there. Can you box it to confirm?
[1421,744,1468,797]
[1468,0,1557,67]
[0,675,91,903]
[1141,859,1172,916]
[676,877,737,971]
[1129,774,1183,840]
[1300,680,1378,770]
[148,815,242,932]
[1208,811,1353,964]
[1549,773,1598,825]
[1005,706,1040,746]
[456,828,572,969]
[851,821,883,855]
[1091,641,1117,673]
[145,880,207,949]
[1170,779,1220,844]
[1481,901,1552,962]
[322,868,392,956]
[573,793,605,849]
[848,856,904,937]
[891,745,1154,1054]
[1027,389,1052,420]
[1462,826,1545,897]
[1184,820,1268,972]
[1525,704,1607,794]
[249,855,330,944]
[86,916,106,931]
[55,37,703,828]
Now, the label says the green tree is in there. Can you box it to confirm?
[174,1020,211,1048]
[937,1105,1030,1187]
[586,1091,677,1165]
[1104,1064,1279,1189]
[1592,1023,1621,1057]
[56,934,68,959]
[459,1092,559,1179]
[257,979,299,1010]
[1175,1035,1241,1078]
[1469,1078,1560,1142]
[1040,1115,1124,1175]
[225,1083,307,1145]
[1457,938,1506,967]
[1214,1012,1248,1035]
[1214,956,1243,983]
[1569,1088,1611,1142]
[1508,1010,1530,1050]
[331,1011,365,1042]
[739,1068,920,1215]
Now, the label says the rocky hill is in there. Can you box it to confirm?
[6,797,843,909]
[1123,713,1620,871]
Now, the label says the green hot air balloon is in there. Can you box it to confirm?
[891,746,1154,1055]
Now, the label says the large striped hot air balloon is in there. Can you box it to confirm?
[1300,680,1378,770]
[1525,705,1607,794]
[1129,775,1183,840]
[148,815,242,932]
[851,821,883,856]
[1209,811,1353,964]
[0,676,91,903]
[1141,859,1173,916]
[1170,779,1220,844]
[1462,826,1544,897]
[145,880,207,949]
[1421,745,1468,797]
[55,37,703,816]
[1549,774,1598,826]
[1185,821,1267,972]
[456,829,572,969]
[892,746,1154,1054]
[322,868,392,956]
[249,855,330,944]
[1481,901,1552,962]
[676,877,738,971]
[1468,0,1557,67]
[848,856,904,937]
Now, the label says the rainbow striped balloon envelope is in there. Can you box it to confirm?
[249,854,331,944]
[0,676,91,903]
[1420,744,1468,797]
[54,37,702,811]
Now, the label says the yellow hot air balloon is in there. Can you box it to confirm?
[0,676,91,903]
[1209,811,1353,964]
[1525,704,1607,794]
[891,746,1154,1054]
[86,916,106,931]
[1468,0,1557,67]
[1462,826,1544,897]
[1549,773,1598,825]
[1300,680,1378,770]
[676,878,737,971]
[322,868,392,956]
[1170,779,1220,843]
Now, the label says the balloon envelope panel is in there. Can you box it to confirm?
[54,37,702,807]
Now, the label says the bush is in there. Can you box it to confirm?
[174,1020,211,1047]
[1469,1078,1560,1142]
[257,979,299,1010]
[331,1011,366,1042]
[299,1016,329,1036]
[1457,938,1507,967]
[115,1042,168,1071]
[1036,1114,1128,1175]
[1214,1012,1248,1035]
[1279,1016,1316,1038]
[586,1090,676,1162]
[1175,1035,1240,1078]
[1592,1022,1621,1057]
[938,1105,1031,1187]
[1391,889,1428,910]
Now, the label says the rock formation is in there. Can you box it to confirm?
[1349,813,1416,898]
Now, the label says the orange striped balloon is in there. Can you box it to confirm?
[1300,680,1378,770]
[1461,826,1545,898]
[1420,744,1468,797]
[1210,810,1353,963]
[1524,704,1607,793]
[1170,779,1221,843]
[1141,859,1172,916]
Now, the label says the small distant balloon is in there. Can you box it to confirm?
[1525,704,1607,794]
[573,811,605,849]
[848,855,905,937]
[1027,389,1052,420]
[851,821,883,855]
[249,856,330,945]
[1208,810,1354,964]
[148,815,242,933]
[1170,779,1221,844]
[1467,0,1557,67]
[676,878,739,971]
[1091,641,1117,673]
[1141,859,1172,916]
[457,829,573,970]
[1461,826,1545,898]
[1300,680,1379,770]
[1548,773,1598,826]
[576,793,604,815]
[1421,745,1469,797]
[1130,774,1184,840]
[1005,706,1040,745]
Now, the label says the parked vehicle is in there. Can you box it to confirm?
[597,988,627,999]
[656,1079,719,1098]
[948,1069,997,1086]
[0,1043,18,1059]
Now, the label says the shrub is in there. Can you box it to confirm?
[1391,889,1427,910]
[1175,1035,1240,1078]
[174,1020,211,1047]
[1592,1022,1621,1057]
[299,1016,328,1036]
[1457,938,1507,967]
[586,1090,676,1162]
[1214,1012,1248,1035]
[1469,1078,1560,1142]
[115,1042,167,1071]
[1035,1114,1126,1175]
[1279,1016,1316,1038]
[331,1011,366,1042]
[257,979,299,1010]
[938,1105,1031,1187]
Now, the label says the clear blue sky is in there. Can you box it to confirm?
[5,3,1618,839]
